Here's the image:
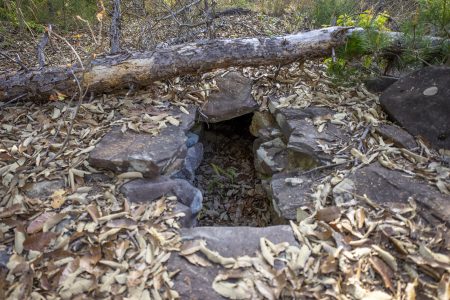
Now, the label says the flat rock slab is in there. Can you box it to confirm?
[89,106,196,178]
[337,163,450,224]
[375,124,418,150]
[269,171,321,221]
[200,72,258,122]
[380,66,450,150]
[121,177,203,215]
[168,226,298,299]
[89,128,187,178]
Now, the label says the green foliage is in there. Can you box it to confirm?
[325,9,392,82]
[0,0,97,30]
[398,0,449,67]
[307,0,357,27]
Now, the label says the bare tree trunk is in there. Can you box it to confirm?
[0,27,350,102]
[110,0,121,54]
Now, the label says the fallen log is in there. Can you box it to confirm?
[0,26,350,102]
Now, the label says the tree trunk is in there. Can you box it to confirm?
[110,0,122,54]
[0,27,350,102]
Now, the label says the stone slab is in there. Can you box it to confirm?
[200,72,258,123]
[168,226,298,299]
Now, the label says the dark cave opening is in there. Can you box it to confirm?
[194,113,273,227]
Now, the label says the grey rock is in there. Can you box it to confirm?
[364,76,398,93]
[121,177,203,215]
[341,163,450,225]
[376,124,418,150]
[23,180,65,199]
[271,102,349,162]
[172,143,204,182]
[175,202,197,228]
[250,111,282,140]
[89,106,197,178]
[380,66,450,150]
[167,226,298,299]
[89,127,187,178]
[186,132,199,148]
[0,247,11,270]
[269,171,321,221]
[200,72,258,122]
[254,138,316,177]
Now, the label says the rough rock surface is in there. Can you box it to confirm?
[168,226,298,299]
[254,138,316,177]
[250,111,282,140]
[89,128,187,178]
[380,66,450,150]
[23,180,65,199]
[269,171,321,221]
[270,102,349,162]
[121,177,203,215]
[364,76,398,93]
[89,106,196,178]
[171,143,204,182]
[375,124,418,150]
[200,72,258,122]
[334,163,450,224]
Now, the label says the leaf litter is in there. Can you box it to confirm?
[1,15,449,300]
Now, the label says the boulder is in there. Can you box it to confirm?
[120,177,203,215]
[200,72,258,122]
[375,124,418,150]
[167,226,298,299]
[380,66,450,150]
[334,163,450,225]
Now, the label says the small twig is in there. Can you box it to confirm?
[358,125,372,152]
[37,25,52,69]
[76,16,98,45]
[0,52,28,71]
[0,94,27,110]
[51,31,84,70]
[44,70,88,166]
[300,160,353,177]
[157,0,201,21]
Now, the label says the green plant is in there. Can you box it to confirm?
[308,0,357,27]
[324,9,392,82]
[211,163,238,184]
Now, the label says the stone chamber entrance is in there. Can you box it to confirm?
[194,113,273,227]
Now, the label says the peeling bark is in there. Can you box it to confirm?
[0,27,350,102]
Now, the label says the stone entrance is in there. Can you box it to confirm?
[195,114,273,227]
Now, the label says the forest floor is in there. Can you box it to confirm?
[1,10,449,300]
